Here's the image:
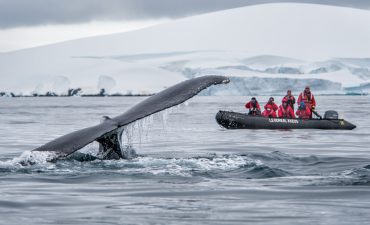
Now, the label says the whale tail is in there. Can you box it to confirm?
[32,75,230,159]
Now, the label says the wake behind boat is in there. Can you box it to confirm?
[215,110,356,130]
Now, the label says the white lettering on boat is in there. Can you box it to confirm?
[268,118,299,124]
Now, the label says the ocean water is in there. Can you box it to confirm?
[0,96,370,225]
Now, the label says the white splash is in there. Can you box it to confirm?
[116,155,261,177]
[0,151,58,169]
[121,102,189,149]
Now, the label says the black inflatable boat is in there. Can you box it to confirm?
[216,110,356,130]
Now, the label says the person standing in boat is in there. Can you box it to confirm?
[297,86,316,118]
[295,102,311,119]
[283,89,296,111]
[245,97,261,116]
[278,98,295,118]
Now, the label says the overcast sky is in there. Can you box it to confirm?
[0,0,369,52]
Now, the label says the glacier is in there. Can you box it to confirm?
[0,3,370,96]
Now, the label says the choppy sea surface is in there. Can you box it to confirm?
[0,96,370,225]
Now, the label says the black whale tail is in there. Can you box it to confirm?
[32,76,230,159]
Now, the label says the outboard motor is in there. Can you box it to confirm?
[324,110,339,120]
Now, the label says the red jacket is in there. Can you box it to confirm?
[296,107,311,119]
[262,109,277,118]
[264,102,278,111]
[278,105,295,118]
[245,101,261,111]
[283,95,296,110]
[297,92,316,109]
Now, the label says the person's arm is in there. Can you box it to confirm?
[292,97,296,105]
[272,111,277,118]
[312,110,322,119]
[245,102,251,109]
[273,103,278,111]
[297,94,302,105]
[306,108,312,114]
[311,95,316,107]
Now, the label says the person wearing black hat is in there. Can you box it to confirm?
[245,97,261,116]
[264,97,278,112]
[283,89,296,111]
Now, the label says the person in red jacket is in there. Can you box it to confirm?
[278,98,295,118]
[295,102,311,119]
[297,86,316,118]
[264,97,278,112]
[283,89,296,111]
[262,104,277,118]
[245,97,261,116]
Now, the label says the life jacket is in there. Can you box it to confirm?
[284,95,295,109]
[280,106,289,118]
[264,102,278,111]
[262,105,276,118]
[278,105,294,118]
[296,107,311,119]
[299,92,314,108]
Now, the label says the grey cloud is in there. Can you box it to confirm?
[0,0,369,29]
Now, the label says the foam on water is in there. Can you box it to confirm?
[116,154,261,177]
[2,149,369,187]
[0,150,58,172]
[0,149,267,178]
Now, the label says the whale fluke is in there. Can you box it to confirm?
[32,75,229,159]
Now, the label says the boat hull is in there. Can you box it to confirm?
[216,111,356,130]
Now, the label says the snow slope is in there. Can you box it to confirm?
[1,3,370,96]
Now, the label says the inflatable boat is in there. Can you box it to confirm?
[215,110,356,130]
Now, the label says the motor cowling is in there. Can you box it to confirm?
[324,110,339,120]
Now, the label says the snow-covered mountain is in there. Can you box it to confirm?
[1,3,370,96]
